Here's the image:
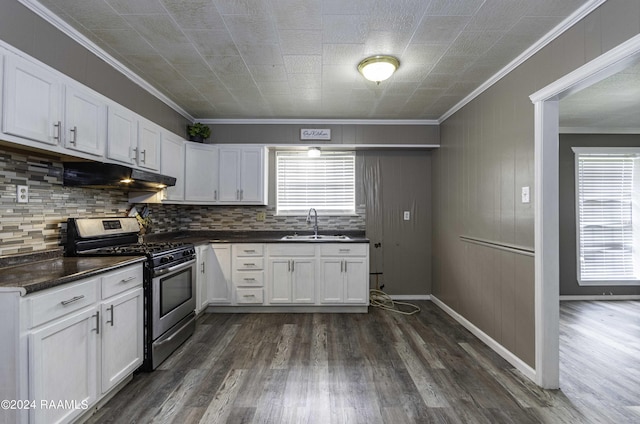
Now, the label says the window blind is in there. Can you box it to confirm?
[577,155,635,281]
[276,151,355,215]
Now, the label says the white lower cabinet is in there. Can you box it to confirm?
[319,244,369,304]
[29,307,99,424]
[100,287,144,394]
[209,245,232,304]
[0,262,144,424]
[202,242,369,310]
[267,244,316,304]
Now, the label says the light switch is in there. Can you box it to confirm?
[521,186,530,204]
[17,185,28,203]
[403,211,410,221]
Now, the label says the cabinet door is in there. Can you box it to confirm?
[64,85,106,156]
[106,105,136,165]
[29,307,98,424]
[344,258,368,303]
[319,259,344,303]
[210,245,232,304]
[101,288,143,393]
[240,147,265,203]
[161,133,185,201]
[196,244,211,312]
[185,143,218,201]
[268,258,292,304]
[292,258,315,304]
[218,147,241,202]
[138,119,161,170]
[3,54,62,145]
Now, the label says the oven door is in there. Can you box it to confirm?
[151,259,196,340]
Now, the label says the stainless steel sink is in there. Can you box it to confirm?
[280,234,351,241]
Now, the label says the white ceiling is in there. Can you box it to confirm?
[560,60,640,133]
[35,0,591,120]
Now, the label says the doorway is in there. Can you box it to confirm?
[531,34,640,388]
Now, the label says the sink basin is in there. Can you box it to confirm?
[280,234,351,241]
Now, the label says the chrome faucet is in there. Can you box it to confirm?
[306,208,318,237]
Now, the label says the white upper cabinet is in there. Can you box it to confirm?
[2,54,62,145]
[184,142,218,202]
[161,132,185,201]
[107,104,137,165]
[138,118,161,171]
[218,146,267,204]
[64,85,106,156]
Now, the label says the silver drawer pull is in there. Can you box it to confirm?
[120,276,135,283]
[61,295,84,306]
[242,294,255,298]
[244,249,256,253]
[244,263,256,266]
[339,249,351,252]
[244,278,256,281]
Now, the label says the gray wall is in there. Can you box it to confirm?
[559,134,640,296]
[432,0,640,369]
[0,1,189,135]
[209,123,439,145]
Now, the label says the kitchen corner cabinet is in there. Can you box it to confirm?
[319,244,369,304]
[218,146,267,204]
[161,132,186,201]
[184,142,218,202]
[267,244,315,304]
[209,245,232,304]
[0,263,144,424]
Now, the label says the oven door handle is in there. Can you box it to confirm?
[154,259,196,277]
[154,317,195,347]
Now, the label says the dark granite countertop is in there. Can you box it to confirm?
[0,256,146,296]
[144,230,369,246]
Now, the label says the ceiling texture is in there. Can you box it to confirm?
[35,0,591,121]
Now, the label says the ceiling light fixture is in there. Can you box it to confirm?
[308,147,321,157]
[357,55,400,84]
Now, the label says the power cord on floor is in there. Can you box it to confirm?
[369,289,421,315]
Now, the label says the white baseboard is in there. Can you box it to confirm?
[430,296,537,383]
[560,295,640,301]
[388,295,431,300]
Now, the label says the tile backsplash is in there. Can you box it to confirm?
[1,146,366,256]
[0,148,130,256]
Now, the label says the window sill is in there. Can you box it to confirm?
[578,280,640,286]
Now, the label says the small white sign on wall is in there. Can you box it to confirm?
[300,129,331,140]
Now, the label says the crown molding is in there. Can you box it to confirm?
[560,126,640,134]
[17,0,194,122]
[439,0,607,124]
[199,118,439,125]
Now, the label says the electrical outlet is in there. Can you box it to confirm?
[403,211,410,221]
[256,211,266,221]
[16,185,28,203]
[521,186,530,204]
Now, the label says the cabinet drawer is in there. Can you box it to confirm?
[234,257,264,270]
[320,244,368,257]
[29,279,99,327]
[236,288,263,304]
[235,244,264,256]
[268,244,315,257]
[235,271,264,287]
[102,265,143,299]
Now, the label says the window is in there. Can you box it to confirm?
[276,151,355,215]
[574,148,640,285]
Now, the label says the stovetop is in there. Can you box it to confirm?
[90,242,193,256]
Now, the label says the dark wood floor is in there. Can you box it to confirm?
[86,300,639,424]
[559,300,640,424]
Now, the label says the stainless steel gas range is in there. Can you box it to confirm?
[65,217,197,370]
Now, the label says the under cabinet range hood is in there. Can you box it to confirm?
[63,162,176,191]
